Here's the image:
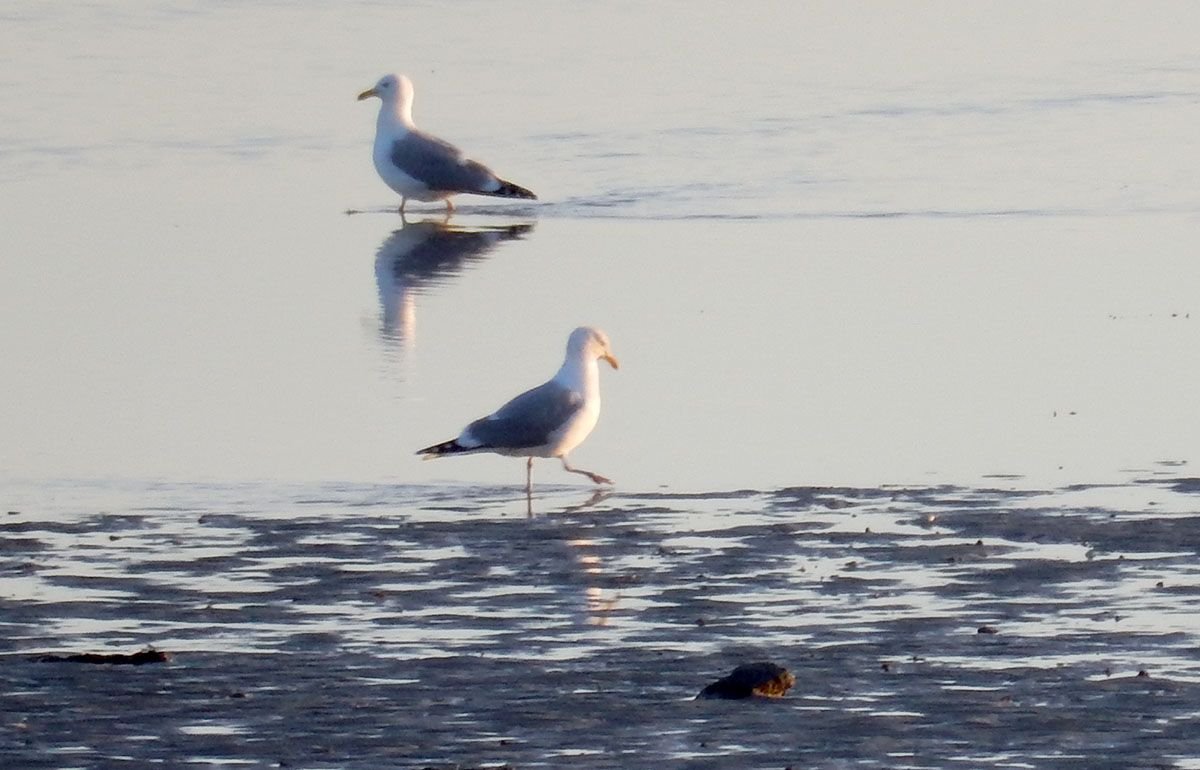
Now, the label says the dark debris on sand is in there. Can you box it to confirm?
[697,662,795,700]
[37,647,171,665]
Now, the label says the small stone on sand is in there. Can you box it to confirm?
[697,662,795,700]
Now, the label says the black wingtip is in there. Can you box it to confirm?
[495,179,537,200]
[416,439,462,457]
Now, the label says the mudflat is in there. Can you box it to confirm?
[3,478,1198,768]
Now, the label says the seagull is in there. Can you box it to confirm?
[357,73,537,214]
[417,327,618,492]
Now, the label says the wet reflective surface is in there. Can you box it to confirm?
[5,473,1200,768]
[3,3,1199,489]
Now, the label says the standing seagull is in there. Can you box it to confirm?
[357,73,537,214]
[417,327,618,492]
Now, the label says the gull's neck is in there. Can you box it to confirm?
[554,353,600,398]
[377,96,415,134]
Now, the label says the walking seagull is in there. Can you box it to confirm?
[357,73,537,214]
[417,327,618,492]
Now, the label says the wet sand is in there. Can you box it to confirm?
[3,476,1200,768]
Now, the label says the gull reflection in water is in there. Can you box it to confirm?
[568,535,621,626]
[375,218,534,347]
[557,490,620,626]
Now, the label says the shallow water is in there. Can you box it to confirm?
[3,2,1200,490]
[3,2,1200,768]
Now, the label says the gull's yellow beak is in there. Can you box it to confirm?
[603,353,620,370]
[356,87,378,101]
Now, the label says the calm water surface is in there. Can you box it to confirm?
[3,2,1198,490]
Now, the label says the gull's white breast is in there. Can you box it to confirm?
[546,396,600,457]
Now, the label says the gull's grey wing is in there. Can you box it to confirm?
[390,131,500,193]
[462,380,583,449]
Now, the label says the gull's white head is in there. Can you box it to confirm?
[357,73,415,116]
[567,326,619,370]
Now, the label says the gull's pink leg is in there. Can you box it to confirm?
[560,456,612,486]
